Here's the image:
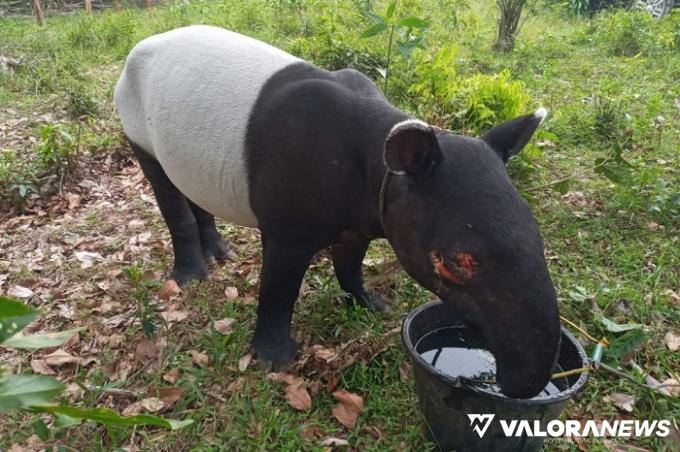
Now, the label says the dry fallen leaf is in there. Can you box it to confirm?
[163,368,180,384]
[320,437,349,447]
[227,377,245,393]
[43,349,81,366]
[31,359,56,375]
[239,353,252,372]
[66,193,81,209]
[607,393,635,413]
[267,372,297,385]
[8,285,33,299]
[140,397,164,413]
[122,401,143,416]
[156,387,183,408]
[300,424,324,439]
[224,286,239,299]
[660,378,680,397]
[74,251,103,269]
[158,279,181,301]
[362,425,383,441]
[312,345,336,362]
[399,362,411,382]
[285,381,312,411]
[332,390,364,429]
[160,309,189,323]
[189,350,209,366]
[213,317,236,335]
[135,339,160,363]
[665,332,680,351]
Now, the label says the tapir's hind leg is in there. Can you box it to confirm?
[186,201,236,263]
[130,141,208,284]
[331,236,392,313]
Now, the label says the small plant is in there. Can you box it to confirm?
[453,69,531,134]
[0,297,192,437]
[592,96,628,141]
[35,123,81,180]
[409,45,459,125]
[597,10,658,56]
[360,0,429,96]
[0,149,38,206]
[123,265,158,337]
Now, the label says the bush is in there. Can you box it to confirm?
[36,123,81,180]
[409,45,459,125]
[453,69,531,134]
[595,10,667,56]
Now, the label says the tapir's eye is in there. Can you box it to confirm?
[430,249,477,285]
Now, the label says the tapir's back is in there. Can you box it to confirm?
[114,25,300,227]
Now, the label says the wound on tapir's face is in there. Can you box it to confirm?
[430,250,476,284]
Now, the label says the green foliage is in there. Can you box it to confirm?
[0,297,38,343]
[409,45,459,124]
[595,10,665,56]
[360,0,430,95]
[0,375,66,412]
[123,265,158,336]
[32,406,193,431]
[0,297,192,433]
[410,47,531,135]
[453,69,530,134]
[36,123,80,179]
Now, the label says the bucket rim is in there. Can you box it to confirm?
[401,299,589,405]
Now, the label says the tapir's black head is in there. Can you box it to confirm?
[383,110,560,398]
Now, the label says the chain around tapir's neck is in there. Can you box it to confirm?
[378,169,392,235]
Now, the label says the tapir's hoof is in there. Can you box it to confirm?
[347,290,392,314]
[171,264,209,285]
[364,290,392,313]
[252,336,298,371]
[202,239,237,264]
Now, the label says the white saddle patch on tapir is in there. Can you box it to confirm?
[114,25,301,227]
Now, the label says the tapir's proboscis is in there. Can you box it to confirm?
[115,25,560,398]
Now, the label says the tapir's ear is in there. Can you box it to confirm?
[481,108,547,163]
[384,119,442,177]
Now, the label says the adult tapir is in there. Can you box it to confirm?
[115,25,560,398]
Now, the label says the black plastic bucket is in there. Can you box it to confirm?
[402,300,589,452]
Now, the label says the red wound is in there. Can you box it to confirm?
[430,250,476,284]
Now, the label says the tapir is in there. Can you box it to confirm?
[115,25,560,398]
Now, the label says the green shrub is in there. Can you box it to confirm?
[596,10,660,56]
[409,45,459,124]
[36,123,81,179]
[453,69,531,134]
[0,150,38,206]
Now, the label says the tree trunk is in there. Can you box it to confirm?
[145,0,152,11]
[493,0,525,52]
[31,0,45,25]
[114,0,121,12]
[84,0,92,16]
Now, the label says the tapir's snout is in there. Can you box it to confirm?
[477,282,561,398]
[490,317,561,398]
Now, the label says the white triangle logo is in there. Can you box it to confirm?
[467,414,495,438]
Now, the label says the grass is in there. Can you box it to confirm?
[0,0,679,450]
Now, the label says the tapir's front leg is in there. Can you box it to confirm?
[331,235,391,313]
[252,236,315,370]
